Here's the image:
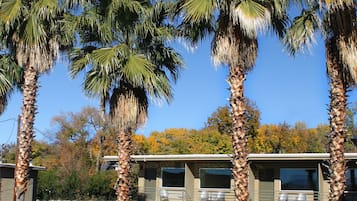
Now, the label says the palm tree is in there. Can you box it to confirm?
[175,0,288,200]
[0,1,81,200]
[69,1,182,200]
[283,1,356,200]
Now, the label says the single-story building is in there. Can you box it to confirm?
[103,153,357,201]
[0,163,45,201]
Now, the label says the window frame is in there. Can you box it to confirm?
[280,168,318,191]
[161,167,185,188]
[199,168,232,190]
[346,168,357,191]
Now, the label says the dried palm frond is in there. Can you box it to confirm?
[15,39,59,73]
[339,35,357,84]
[212,13,257,71]
[110,84,148,131]
[230,0,271,37]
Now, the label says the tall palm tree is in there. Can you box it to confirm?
[283,1,356,200]
[175,0,288,200]
[0,1,82,200]
[69,1,182,200]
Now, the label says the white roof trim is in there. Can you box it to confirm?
[103,153,357,162]
[0,163,46,171]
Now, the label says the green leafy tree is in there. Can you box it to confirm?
[206,106,233,134]
[1,143,16,163]
[175,1,287,197]
[345,104,357,152]
[283,0,356,199]
[61,171,83,200]
[146,128,232,154]
[34,107,118,200]
[37,170,61,200]
[84,171,117,200]
[205,100,261,144]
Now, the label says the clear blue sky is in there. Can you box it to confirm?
[1,34,356,144]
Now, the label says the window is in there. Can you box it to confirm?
[200,168,231,189]
[280,168,318,191]
[162,168,185,187]
[346,168,357,191]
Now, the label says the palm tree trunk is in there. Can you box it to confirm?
[14,65,38,201]
[116,129,132,201]
[229,66,249,201]
[326,39,347,201]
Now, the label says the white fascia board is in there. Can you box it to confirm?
[0,163,46,171]
[103,153,357,162]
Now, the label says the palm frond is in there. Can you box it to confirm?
[178,19,215,45]
[0,54,22,97]
[144,71,173,104]
[0,95,8,115]
[0,55,23,86]
[231,0,271,37]
[269,0,290,39]
[149,1,169,24]
[110,84,148,130]
[212,13,258,70]
[339,36,357,84]
[0,0,22,27]
[0,70,12,96]
[322,0,354,10]
[84,69,113,98]
[21,15,47,46]
[69,47,96,78]
[149,45,183,82]
[61,0,93,9]
[283,9,320,55]
[32,0,59,20]
[120,53,155,88]
[112,0,144,16]
[181,0,216,23]
[75,7,113,44]
[57,13,78,49]
[89,44,128,73]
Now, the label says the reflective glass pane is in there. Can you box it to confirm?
[280,168,317,190]
[346,168,357,191]
[162,168,185,187]
[200,168,231,189]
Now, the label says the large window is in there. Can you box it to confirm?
[162,168,185,187]
[346,168,357,191]
[280,168,318,191]
[200,168,231,189]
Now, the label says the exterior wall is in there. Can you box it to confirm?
[137,160,336,201]
[139,161,186,201]
[0,166,38,201]
[185,163,194,200]
[318,163,329,200]
[253,160,321,201]
[189,161,234,201]
[126,154,357,201]
[139,161,235,201]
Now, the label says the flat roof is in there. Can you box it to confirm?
[103,153,357,162]
[0,163,46,171]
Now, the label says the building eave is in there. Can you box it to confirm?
[0,163,46,171]
[103,153,357,163]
